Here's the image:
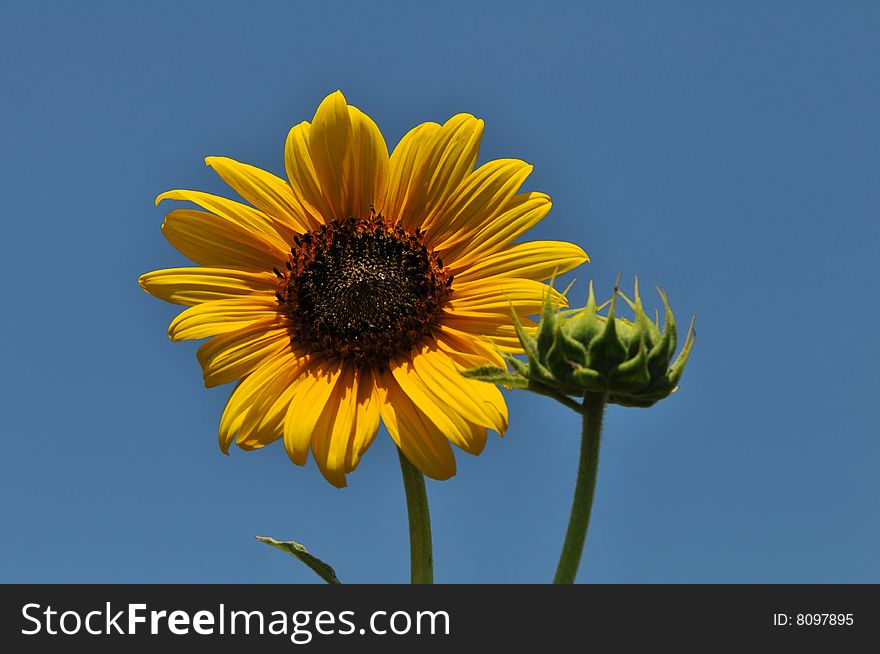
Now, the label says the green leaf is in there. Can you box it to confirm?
[256,536,341,584]
[460,365,530,388]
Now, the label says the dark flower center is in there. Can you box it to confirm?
[275,216,452,366]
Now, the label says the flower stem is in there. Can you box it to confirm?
[397,447,433,584]
[554,392,606,584]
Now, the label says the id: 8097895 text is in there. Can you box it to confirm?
[773,613,853,626]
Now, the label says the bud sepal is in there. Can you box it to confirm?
[462,278,695,410]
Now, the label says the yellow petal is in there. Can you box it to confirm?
[168,297,279,341]
[436,325,505,368]
[197,319,290,387]
[161,209,288,270]
[345,369,381,473]
[236,350,313,450]
[310,364,358,488]
[447,278,566,315]
[384,121,440,225]
[205,156,316,232]
[444,278,562,350]
[308,90,354,219]
[218,348,301,453]
[138,267,279,306]
[156,189,290,245]
[389,114,483,230]
[450,241,589,281]
[410,346,507,438]
[418,114,484,226]
[426,159,533,251]
[377,372,456,481]
[440,191,552,267]
[347,105,390,218]
[297,93,389,222]
[285,121,334,226]
[442,315,538,353]
[282,360,342,467]
[390,356,487,455]
[219,380,248,453]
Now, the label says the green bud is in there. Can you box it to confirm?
[462,277,696,409]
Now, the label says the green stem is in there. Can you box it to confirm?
[397,447,433,584]
[554,392,606,584]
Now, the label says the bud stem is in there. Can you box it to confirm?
[397,447,434,584]
[553,392,606,583]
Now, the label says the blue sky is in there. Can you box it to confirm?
[1,1,878,583]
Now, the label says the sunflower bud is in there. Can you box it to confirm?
[463,278,695,409]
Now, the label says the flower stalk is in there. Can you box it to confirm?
[397,447,434,584]
[553,392,606,583]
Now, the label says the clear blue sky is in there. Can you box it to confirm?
[2,1,878,583]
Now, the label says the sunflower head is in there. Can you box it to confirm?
[464,278,695,408]
[139,90,588,487]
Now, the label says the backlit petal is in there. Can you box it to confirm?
[390,114,483,230]
[310,364,358,487]
[282,360,342,468]
[197,319,290,387]
[161,209,288,270]
[168,297,280,341]
[347,105,390,218]
[410,345,507,439]
[205,156,315,232]
[345,369,381,473]
[440,191,552,266]
[390,356,487,454]
[450,241,589,281]
[218,348,303,452]
[157,189,290,244]
[138,267,278,306]
[384,121,440,225]
[285,121,334,226]
[377,372,456,481]
[427,159,532,252]
[308,90,354,219]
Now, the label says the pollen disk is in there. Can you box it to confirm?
[276,216,452,366]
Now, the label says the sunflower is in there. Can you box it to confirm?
[139,91,588,487]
